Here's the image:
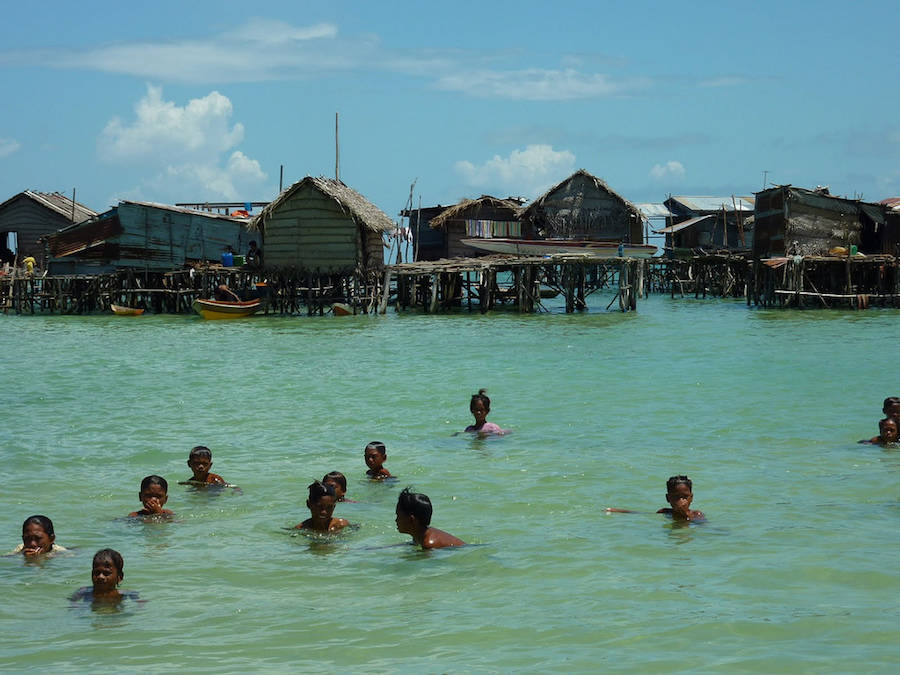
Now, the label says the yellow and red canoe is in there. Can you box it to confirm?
[191,298,262,320]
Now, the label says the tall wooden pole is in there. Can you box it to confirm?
[335,112,340,181]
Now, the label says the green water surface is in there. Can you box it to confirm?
[1,295,898,672]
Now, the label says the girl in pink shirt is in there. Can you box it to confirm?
[465,389,507,435]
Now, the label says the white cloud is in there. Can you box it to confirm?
[435,68,649,100]
[698,76,745,88]
[99,86,269,202]
[0,21,651,101]
[455,145,576,197]
[100,85,243,164]
[0,138,21,158]
[650,160,685,180]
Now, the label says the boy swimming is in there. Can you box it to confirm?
[182,446,226,485]
[605,475,705,522]
[15,515,66,556]
[294,481,350,533]
[465,389,507,435]
[129,475,174,518]
[71,548,134,603]
[395,487,464,549]
[860,417,899,445]
[657,475,704,522]
[364,442,392,479]
[882,397,900,421]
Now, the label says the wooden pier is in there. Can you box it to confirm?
[0,266,384,316]
[388,254,646,313]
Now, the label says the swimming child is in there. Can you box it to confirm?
[465,389,506,435]
[882,397,900,421]
[657,475,704,522]
[860,417,899,445]
[322,471,356,502]
[395,487,465,549]
[183,446,226,485]
[128,475,174,518]
[605,475,705,521]
[364,442,392,479]
[71,548,130,603]
[294,481,350,532]
[15,515,66,556]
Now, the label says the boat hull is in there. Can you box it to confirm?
[461,238,657,258]
[192,298,262,320]
[110,304,144,316]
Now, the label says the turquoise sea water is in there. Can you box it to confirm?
[1,294,898,672]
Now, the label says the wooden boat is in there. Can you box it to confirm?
[331,302,353,316]
[461,238,657,258]
[191,298,262,320]
[110,304,144,316]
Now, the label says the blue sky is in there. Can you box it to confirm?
[1,1,897,220]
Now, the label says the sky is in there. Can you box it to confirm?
[1,0,898,222]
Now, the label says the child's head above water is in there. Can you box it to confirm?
[21,515,55,556]
[322,471,347,499]
[140,475,168,494]
[396,487,433,529]
[364,442,388,471]
[883,397,900,418]
[664,475,696,519]
[92,548,124,594]
[878,417,899,443]
[135,475,170,515]
[470,389,491,418]
[188,446,213,478]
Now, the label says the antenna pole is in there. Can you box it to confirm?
[279,164,284,192]
[335,112,340,181]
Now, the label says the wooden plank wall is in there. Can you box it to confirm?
[0,196,72,261]
[264,185,359,271]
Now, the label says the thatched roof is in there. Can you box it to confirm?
[428,195,522,229]
[251,176,394,233]
[519,169,642,221]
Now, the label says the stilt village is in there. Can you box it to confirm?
[2,168,900,317]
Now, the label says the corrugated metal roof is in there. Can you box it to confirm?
[0,191,98,223]
[668,195,755,213]
[653,214,714,234]
[880,197,900,211]
[635,203,674,218]
[122,200,248,221]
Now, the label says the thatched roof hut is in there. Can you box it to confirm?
[427,195,526,258]
[253,176,394,272]
[519,169,644,243]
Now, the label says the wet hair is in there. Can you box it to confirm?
[140,475,168,493]
[307,480,336,503]
[93,548,124,580]
[22,515,54,537]
[666,475,693,493]
[883,397,900,413]
[365,441,386,457]
[397,488,432,527]
[189,446,212,461]
[470,389,491,412]
[322,471,347,492]
[879,417,898,430]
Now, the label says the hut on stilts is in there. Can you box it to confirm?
[252,176,395,315]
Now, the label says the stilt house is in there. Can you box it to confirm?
[0,191,97,266]
[427,195,526,258]
[659,195,754,253]
[518,169,644,243]
[879,198,900,256]
[46,201,251,274]
[399,204,451,261]
[253,176,394,272]
[753,185,887,257]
